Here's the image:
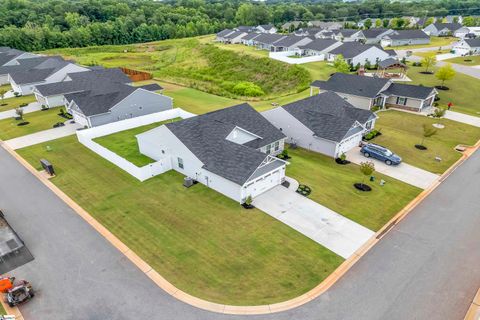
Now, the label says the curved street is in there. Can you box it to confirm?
[0,145,479,320]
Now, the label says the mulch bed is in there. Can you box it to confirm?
[335,158,350,165]
[415,144,427,150]
[354,183,372,192]
[296,184,311,196]
[17,121,30,126]
[419,71,434,74]
[241,203,255,209]
[435,86,449,91]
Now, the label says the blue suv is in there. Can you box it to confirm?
[360,143,402,165]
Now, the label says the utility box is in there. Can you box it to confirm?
[40,159,55,176]
[183,177,194,188]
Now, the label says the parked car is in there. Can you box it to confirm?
[360,143,402,165]
[7,280,34,307]
[53,122,65,128]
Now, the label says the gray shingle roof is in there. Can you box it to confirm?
[282,91,375,142]
[241,33,261,41]
[432,22,462,31]
[35,68,131,96]
[258,24,275,31]
[9,57,70,84]
[378,58,407,69]
[381,83,435,99]
[299,39,339,51]
[336,29,359,37]
[361,28,391,39]
[216,29,234,37]
[271,35,309,48]
[329,42,380,59]
[0,47,11,53]
[465,39,480,47]
[165,103,286,185]
[0,49,25,66]
[385,29,429,40]
[311,73,390,98]
[253,33,286,45]
[0,56,53,76]
[224,30,246,40]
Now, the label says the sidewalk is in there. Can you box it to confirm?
[5,121,82,150]
[464,288,480,320]
[445,110,480,127]
[0,102,42,120]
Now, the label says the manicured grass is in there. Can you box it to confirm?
[286,147,421,231]
[385,36,457,50]
[301,61,336,80]
[0,95,36,112]
[444,55,480,66]
[413,49,450,58]
[0,302,5,315]
[17,136,343,305]
[372,110,480,174]
[0,83,11,92]
[93,118,180,167]
[0,108,65,140]
[407,63,480,116]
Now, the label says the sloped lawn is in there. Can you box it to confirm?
[17,136,343,305]
[286,147,422,231]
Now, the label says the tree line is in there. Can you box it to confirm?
[0,0,479,51]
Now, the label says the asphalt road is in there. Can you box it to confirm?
[0,145,479,320]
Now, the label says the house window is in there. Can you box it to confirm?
[265,144,272,154]
[177,157,184,169]
[274,141,280,151]
[396,97,407,105]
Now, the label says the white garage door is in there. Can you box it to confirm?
[244,170,281,199]
[337,134,362,156]
[72,111,89,127]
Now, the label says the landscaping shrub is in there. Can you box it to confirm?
[232,82,265,97]
[296,184,312,196]
[363,129,382,141]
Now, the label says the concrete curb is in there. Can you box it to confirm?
[0,297,23,320]
[464,288,480,320]
[1,140,478,316]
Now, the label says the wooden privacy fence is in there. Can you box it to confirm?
[120,67,153,82]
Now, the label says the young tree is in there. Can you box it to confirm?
[419,123,437,148]
[364,18,372,29]
[421,55,437,73]
[382,19,390,28]
[333,54,350,73]
[424,17,435,27]
[359,161,375,188]
[15,107,24,120]
[435,63,456,89]
[375,19,382,28]
[0,89,6,104]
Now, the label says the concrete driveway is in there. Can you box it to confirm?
[253,185,374,259]
[346,147,439,189]
[5,121,82,150]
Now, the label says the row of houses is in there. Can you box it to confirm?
[135,72,436,203]
[0,47,173,128]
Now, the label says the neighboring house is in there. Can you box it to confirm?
[317,30,335,39]
[282,21,302,31]
[0,48,38,67]
[452,39,480,55]
[308,21,343,30]
[241,33,261,46]
[334,29,361,42]
[445,15,462,24]
[33,68,131,108]
[423,23,463,36]
[327,42,392,66]
[220,31,248,44]
[380,30,430,47]
[0,56,54,85]
[252,33,287,51]
[357,18,381,28]
[262,91,376,158]
[236,26,255,33]
[454,26,480,38]
[8,57,89,95]
[256,24,277,34]
[401,16,420,28]
[215,29,235,42]
[416,17,428,28]
[355,28,395,44]
[136,103,287,203]
[298,39,342,57]
[64,83,172,128]
[270,35,312,52]
[294,27,323,38]
[311,73,437,112]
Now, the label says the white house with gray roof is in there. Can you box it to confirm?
[311,73,437,112]
[136,103,287,203]
[327,42,393,66]
[298,39,342,58]
[380,30,430,47]
[8,57,88,95]
[423,23,463,36]
[354,28,395,44]
[256,24,277,34]
[252,33,287,51]
[0,48,38,68]
[0,55,54,85]
[262,91,377,157]
[452,39,480,56]
[34,68,131,108]
[64,83,172,128]
[270,35,312,52]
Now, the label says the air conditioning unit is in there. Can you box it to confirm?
[183,177,194,188]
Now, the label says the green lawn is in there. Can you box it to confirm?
[286,147,421,231]
[0,108,65,140]
[212,42,269,58]
[413,49,450,59]
[407,63,480,116]
[444,55,480,66]
[0,83,11,92]
[93,118,180,167]
[386,36,457,50]
[17,136,343,305]
[373,110,480,174]
[0,95,36,112]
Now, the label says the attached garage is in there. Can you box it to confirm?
[243,168,284,199]
[71,110,89,127]
[336,133,363,157]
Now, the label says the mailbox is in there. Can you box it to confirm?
[40,159,55,176]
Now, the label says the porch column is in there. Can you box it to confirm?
[310,86,313,96]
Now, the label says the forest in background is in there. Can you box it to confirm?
[0,0,479,51]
